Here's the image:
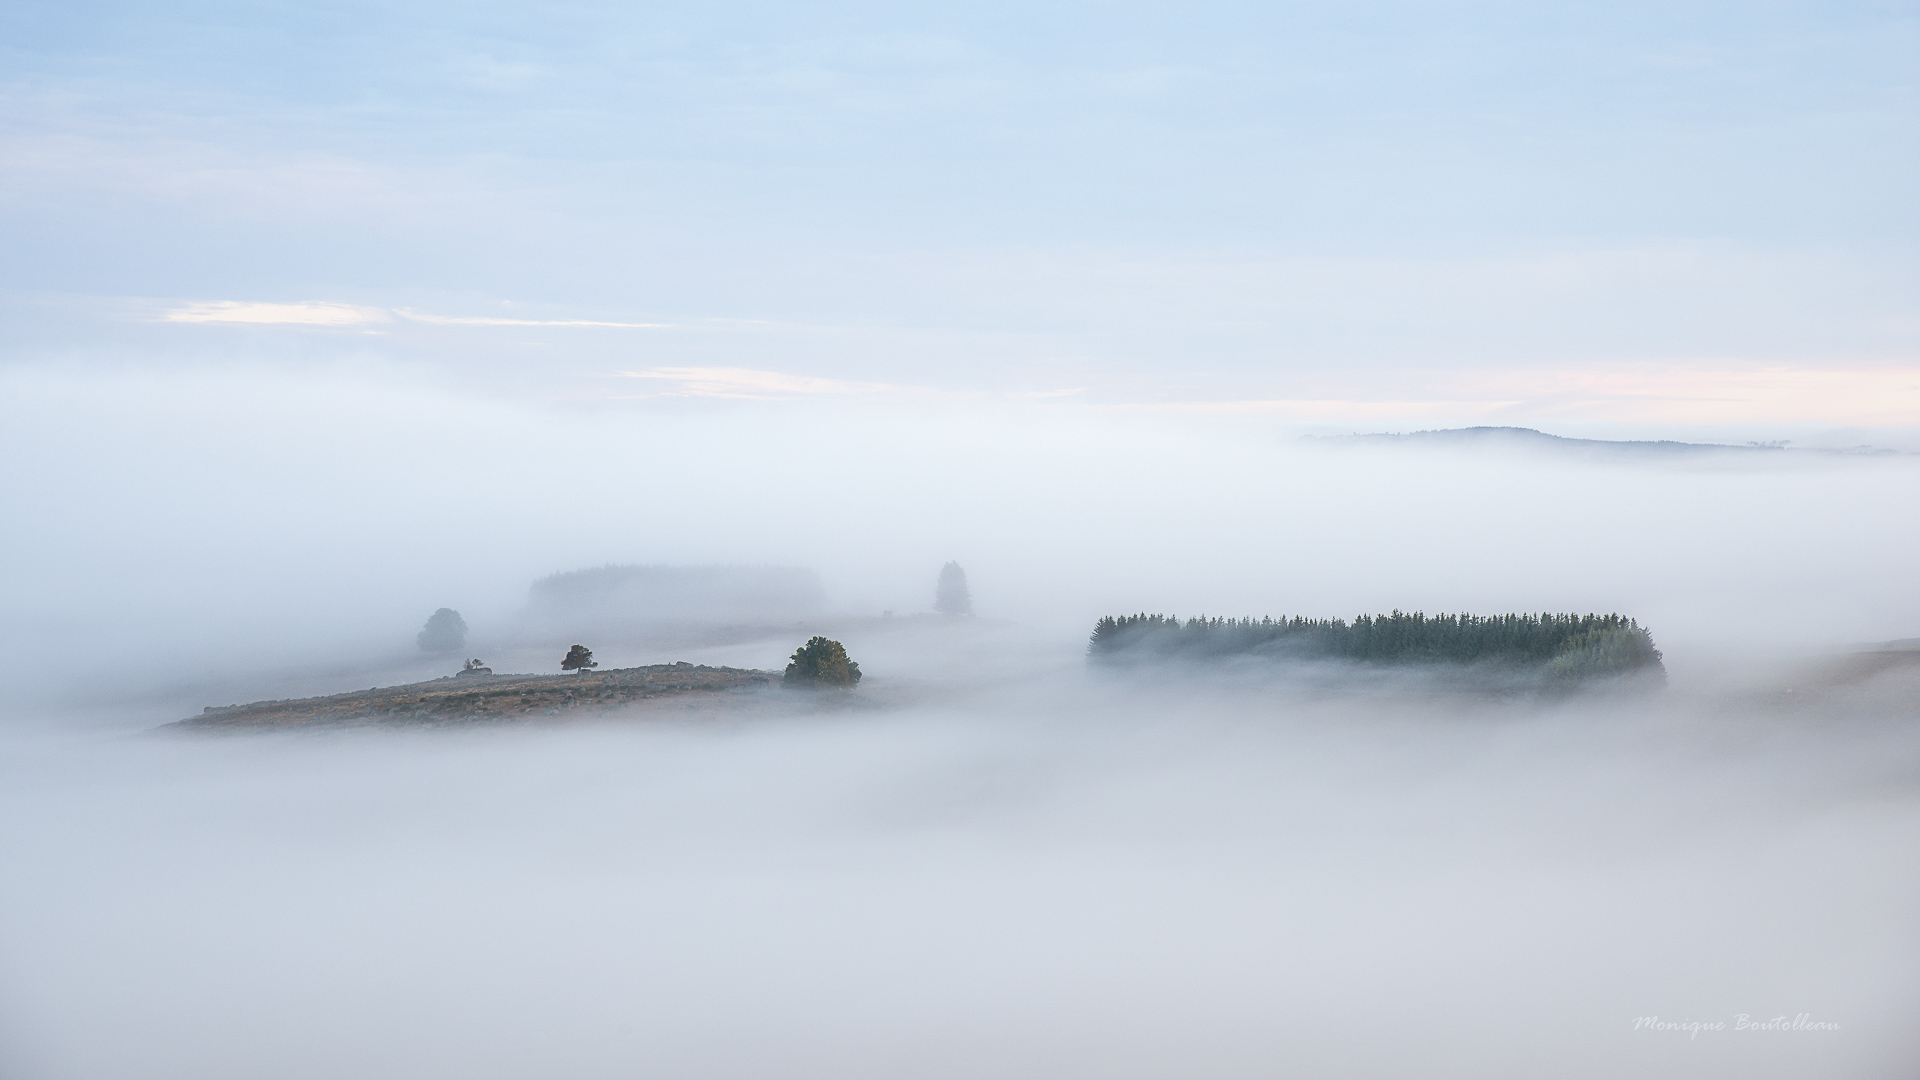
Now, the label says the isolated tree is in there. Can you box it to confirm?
[416,608,468,653]
[935,561,973,616]
[561,644,598,672]
[783,636,862,687]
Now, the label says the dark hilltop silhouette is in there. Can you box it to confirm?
[1306,426,1900,458]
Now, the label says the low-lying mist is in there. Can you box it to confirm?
[3,363,1914,707]
[2,364,1917,1077]
[3,635,1917,1078]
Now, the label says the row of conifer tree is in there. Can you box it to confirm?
[1088,610,1663,674]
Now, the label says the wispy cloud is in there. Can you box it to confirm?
[618,363,1919,426]
[158,301,667,329]
[615,367,1091,403]
[395,310,668,328]
[1122,398,1527,420]
[615,367,930,399]
[1478,366,1920,426]
[1118,366,1920,426]
[162,301,391,326]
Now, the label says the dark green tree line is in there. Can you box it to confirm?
[1088,610,1663,680]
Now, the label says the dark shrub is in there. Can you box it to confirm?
[784,637,862,687]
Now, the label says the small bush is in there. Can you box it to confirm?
[784,636,862,687]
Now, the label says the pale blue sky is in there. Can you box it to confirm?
[3,1,1917,420]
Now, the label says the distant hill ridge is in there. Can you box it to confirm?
[1306,426,1899,456]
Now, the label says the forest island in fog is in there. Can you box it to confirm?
[154,541,1697,730]
[137,423,1920,732]
[1089,611,1666,688]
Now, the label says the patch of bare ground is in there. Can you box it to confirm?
[162,663,810,731]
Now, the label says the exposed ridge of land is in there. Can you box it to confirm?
[1305,426,1903,456]
[167,663,779,730]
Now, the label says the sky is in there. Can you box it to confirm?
[2,0,1916,431]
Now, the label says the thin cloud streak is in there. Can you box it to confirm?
[621,363,1920,427]
[396,310,669,328]
[158,301,668,329]
[162,301,390,326]
[616,366,939,400]
[1117,399,1532,421]
[1500,366,1920,426]
[1105,367,1920,426]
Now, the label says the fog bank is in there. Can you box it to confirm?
[2,366,1916,1079]
[2,644,1917,1078]
[3,364,1915,711]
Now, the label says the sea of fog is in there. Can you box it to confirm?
[2,373,1918,1078]
[3,643,1916,1079]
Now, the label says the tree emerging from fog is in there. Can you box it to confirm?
[561,644,597,672]
[416,608,467,653]
[783,637,862,687]
[935,561,973,616]
[1088,611,1664,683]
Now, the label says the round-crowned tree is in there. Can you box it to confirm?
[783,636,862,688]
[935,561,973,616]
[561,644,598,672]
[416,608,468,653]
